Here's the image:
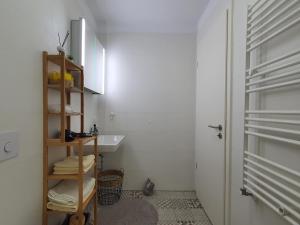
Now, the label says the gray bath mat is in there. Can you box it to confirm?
[98,199,158,225]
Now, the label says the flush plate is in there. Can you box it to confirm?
[0,131,19,162]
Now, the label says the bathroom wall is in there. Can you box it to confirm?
[0,1,102,225]
[102,33,196,190]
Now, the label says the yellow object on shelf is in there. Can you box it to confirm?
[48,71,74,81]
[48,71,74,88]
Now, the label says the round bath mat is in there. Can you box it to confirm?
[98,199,158,225]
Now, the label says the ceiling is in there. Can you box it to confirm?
[86,0,210,33]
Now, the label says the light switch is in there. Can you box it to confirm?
[0,131,19,162]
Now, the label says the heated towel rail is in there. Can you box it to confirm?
[242,0,300,224]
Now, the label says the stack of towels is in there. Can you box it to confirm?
[48,104,75,114]
[47,177,96,212]
[53,155,95,175]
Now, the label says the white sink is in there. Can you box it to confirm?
[86,135,125,153]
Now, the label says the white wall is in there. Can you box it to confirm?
[102,33,196,190]
[0,1,101,225]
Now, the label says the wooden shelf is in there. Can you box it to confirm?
[47,54,82,71]
[47,136,96,147]
[48,84,83,93]
[43,51,98,225]
[48,174,79,180]
[48,112,83,116]
[47,188,96,214]
[48,163,96,180]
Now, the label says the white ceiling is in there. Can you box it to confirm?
[86,0,210,33]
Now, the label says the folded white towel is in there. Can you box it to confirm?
[47,202,78,212]
[48,177,95,206]
[47,184,95,212]
[54,155,95,169]
[48,104,74,114]
[53,160,94,174]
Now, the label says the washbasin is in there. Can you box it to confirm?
[86,135,125,153]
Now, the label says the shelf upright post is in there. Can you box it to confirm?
[78,141,84,225]
[60,52,66,141]
[94,137,98,224]
[67,86,71,156]
[42,51,49,225]
[80,67,84,133]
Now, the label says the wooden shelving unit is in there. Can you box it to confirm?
[43,51,98,225]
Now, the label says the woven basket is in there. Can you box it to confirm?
[98,169,124,205]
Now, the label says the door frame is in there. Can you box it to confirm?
[224,2,233,225]
[195,1,233,224]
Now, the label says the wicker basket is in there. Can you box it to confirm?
[98,169,124,205]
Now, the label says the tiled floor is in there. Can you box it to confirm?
[120,191,212,225]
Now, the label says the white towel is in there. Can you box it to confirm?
[47,202,78,212]
[53,160,94,174]
[54,155,95,169]
[47,185,95,212]
[48,104,74,113]
[48,177,95,206]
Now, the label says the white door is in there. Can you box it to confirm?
[195,9,229,225]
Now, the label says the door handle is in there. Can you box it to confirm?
[208,124,223,131]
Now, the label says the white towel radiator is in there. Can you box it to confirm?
[241,0,300,224]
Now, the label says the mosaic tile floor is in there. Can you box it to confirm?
[120,191,213,225]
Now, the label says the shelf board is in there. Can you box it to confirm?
[47,188,96,214]
[48,112,83,116]
[48,84,83,93]
[47,136,96,147]
[48,163,96,180]
[48,174,79,180]
[47,54,82,71]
